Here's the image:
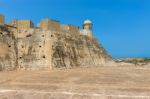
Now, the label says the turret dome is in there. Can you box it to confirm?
[84,20,92,24]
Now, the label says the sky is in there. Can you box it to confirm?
[0,0,150,58]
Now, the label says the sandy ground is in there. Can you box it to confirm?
[0,66,150,99]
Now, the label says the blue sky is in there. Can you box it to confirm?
[0,0,150,58]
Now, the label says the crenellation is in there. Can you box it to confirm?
[14,20,34,29]
[39,19,60,31]
[61,24,80,35]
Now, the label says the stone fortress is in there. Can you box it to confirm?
[0,14,111,71]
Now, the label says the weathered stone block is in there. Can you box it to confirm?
[39,19,60,31]
[17,20,34,29]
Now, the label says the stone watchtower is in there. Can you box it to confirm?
[82,20,93,37]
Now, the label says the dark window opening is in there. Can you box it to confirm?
[51,35,53,37]
[42,35,45,37]
[43,56,46,58]
[26,34,32,37]
[8,45,11,47]
[39,46,42,48]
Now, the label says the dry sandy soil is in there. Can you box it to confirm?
[0,66,150,99]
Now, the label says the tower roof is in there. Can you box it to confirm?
[84,20,92,24]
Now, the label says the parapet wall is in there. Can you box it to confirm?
[17,20,34,29]
[39,19,60,31]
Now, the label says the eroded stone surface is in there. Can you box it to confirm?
[0,15,111,70]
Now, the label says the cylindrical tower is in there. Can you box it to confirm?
[83,20,93,30]
[82,20,93,36]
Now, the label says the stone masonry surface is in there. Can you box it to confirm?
[0,15,111,71]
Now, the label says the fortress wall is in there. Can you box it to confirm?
[60,25,69,32]
[0,27,110,70]
[52,33,108,68]
[17,20,34,29]
[61,25,79,35]
[15,28,110,70]
[17,30,53,70]
[0,31,17,71]
[39,19,60,31]
[0,43,9,59]
[68,25,79,33]
[17,29,35,38]
[8,20,36,38]
[0,16,112,71]
[62,25,79,35]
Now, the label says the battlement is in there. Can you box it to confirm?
[17,20,34,29]
[61,24,79,34]
[5,16,93,37]
[39,19,60,31]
